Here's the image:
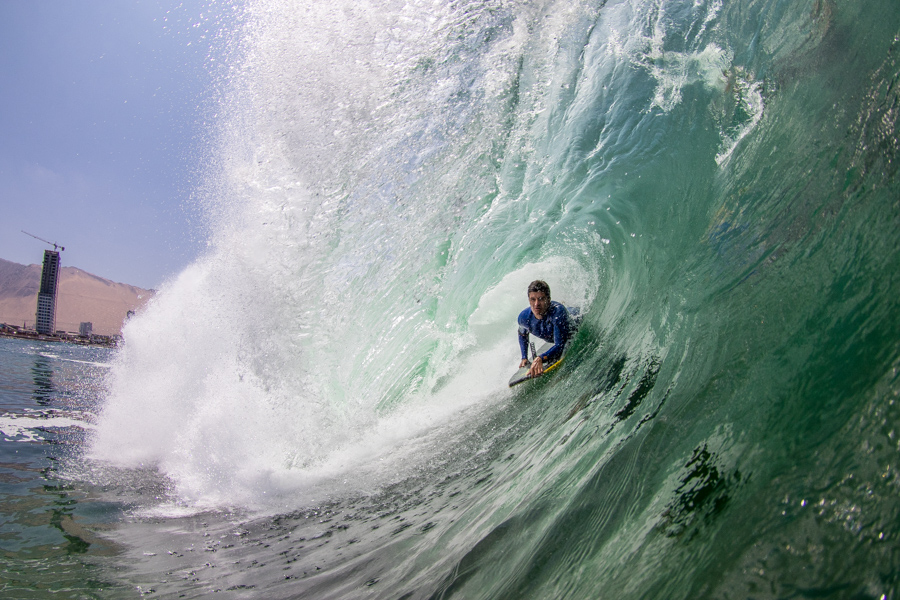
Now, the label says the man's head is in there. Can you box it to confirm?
[527,280,551,319]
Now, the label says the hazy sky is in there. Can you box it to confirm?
[0,0,233,290]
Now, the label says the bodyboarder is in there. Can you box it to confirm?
[517,280,575,379]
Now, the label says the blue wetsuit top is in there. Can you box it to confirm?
[517,301,573,365]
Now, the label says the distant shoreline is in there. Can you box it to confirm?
[0,324,119,348]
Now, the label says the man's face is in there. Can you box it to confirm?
[528,291,550,320]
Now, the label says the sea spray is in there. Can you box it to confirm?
[89,0,605,508]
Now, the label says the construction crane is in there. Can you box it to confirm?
[21,230,65,252]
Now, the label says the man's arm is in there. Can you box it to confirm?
[518,325,530,367]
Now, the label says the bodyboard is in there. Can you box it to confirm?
[508,341,564,387]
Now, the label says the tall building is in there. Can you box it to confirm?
[34,250,61,335]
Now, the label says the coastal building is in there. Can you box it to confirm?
[79,322,93,336]
[34,250,61,335]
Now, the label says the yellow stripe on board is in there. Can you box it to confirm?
[542,357,563,374]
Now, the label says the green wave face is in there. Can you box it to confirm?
[90,0,900,597]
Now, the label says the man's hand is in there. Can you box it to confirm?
[527,356,544,378]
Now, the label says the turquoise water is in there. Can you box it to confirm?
[3,0,900,597]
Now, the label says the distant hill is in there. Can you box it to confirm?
[0,258,154,336]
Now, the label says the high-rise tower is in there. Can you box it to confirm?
[22,231,65,335]
[35,250,61,335]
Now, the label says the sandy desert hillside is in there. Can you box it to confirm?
[0,258,154,336]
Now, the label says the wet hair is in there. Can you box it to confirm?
[527,280,551,298]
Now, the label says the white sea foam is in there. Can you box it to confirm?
[0,411,94,443]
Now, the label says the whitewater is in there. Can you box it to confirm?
[0,0,897,597]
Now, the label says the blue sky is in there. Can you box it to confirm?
[0,0,233,290]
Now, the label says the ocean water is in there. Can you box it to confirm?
[2,0,899,597]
